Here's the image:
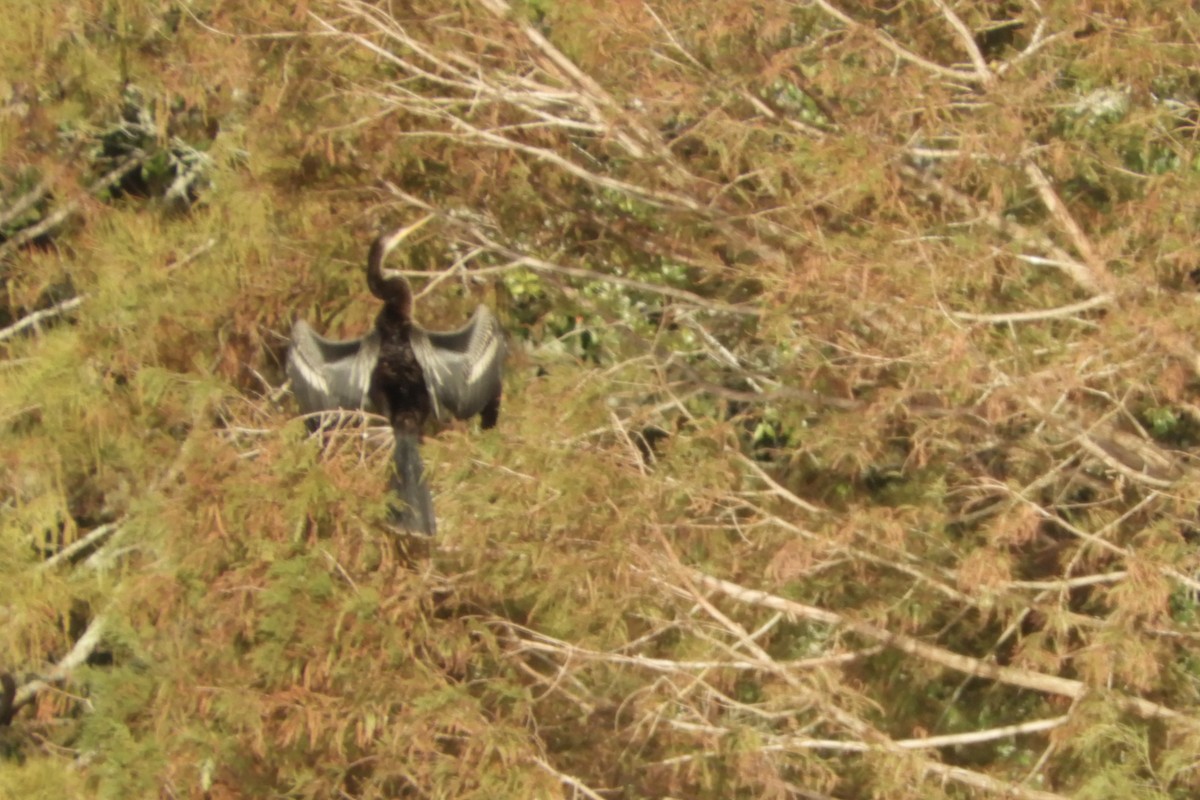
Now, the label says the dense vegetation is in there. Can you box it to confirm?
[3,1,1200,797]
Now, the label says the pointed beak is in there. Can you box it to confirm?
[380,215,435,256]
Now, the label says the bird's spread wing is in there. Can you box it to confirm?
[287,319,380,415]
[410,306,506,421]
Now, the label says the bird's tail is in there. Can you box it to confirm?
[389,431,437,536]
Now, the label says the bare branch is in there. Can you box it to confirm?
[674,568,1194,724]
[952,295,1111,324]
[899,163,1109,296]
[996,19,1074,76]
[506,624,881,674]
[531,756,608,800]
[736,454,826,514]
[36,523,120,572]
[11,614,107,713]
[806,0,984,84]
[0,153,146,260]
[383,184,761,316]
[928,0,995,85]
[1022,160,1108,285]
[0,175,53,229]
[0,296,85,343]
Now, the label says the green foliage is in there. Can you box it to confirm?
[3,1,1200,798]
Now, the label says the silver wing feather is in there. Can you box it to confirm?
[410,306,506,421]
[287,319,381,415]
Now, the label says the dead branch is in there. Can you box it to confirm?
[952,295,1111,324]
[898,164,1109,296]
[531,755,608,800]
[649,539,1076,800]
[998,485,1200,595]
[672,568,1194,725]
[0,175,53,230]
[1021,160,1108,286]
[11,614,107,713]
[164,236,217,273]
[672,712,1068,752]
[997,23,1074,75]
[928,0,995,86]
[504,623,882,674]
[328,0,806,278]
[36,523,121,572]
[0,153,146,261]
[383,184,761,316]
[0,296,85,343]
[807,0,983,84]
[736,454,826,515]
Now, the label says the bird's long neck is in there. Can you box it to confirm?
[375,302,414,341]
[367,234,414,320]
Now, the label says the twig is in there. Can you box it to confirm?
[530,756,607,800]
[807,0,983,84]
[952,295,1111,324]
[0,296,85,343]
[11,614,107,712]
[1022,160,1107,285]
[0,153,146,260]
[507,625,881,673]
[929,0,995,86]
[330,0,802,273]
[1075,433,1179,489]
[0,175,53,229]
[996,23,1073,75]
[164,237,217,272]
[669,713,1067,752]
[898,163,1107,296]
[735,454,826,514]
[1007,572,1126,591]
[37,523,120,572]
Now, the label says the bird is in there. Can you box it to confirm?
[287,218,506,536]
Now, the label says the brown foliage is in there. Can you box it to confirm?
[4,1,1200,798]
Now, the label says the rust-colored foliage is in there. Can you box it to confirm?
[3,1,1200,798]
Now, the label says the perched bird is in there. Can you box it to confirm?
[287,219,506,535]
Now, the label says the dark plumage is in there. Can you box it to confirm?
[287,220,506,535]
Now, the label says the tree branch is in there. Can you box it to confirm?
[0,296,84,343]
[672,568,1193,725]
[11,614,107,713]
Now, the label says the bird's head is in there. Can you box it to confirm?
[366,215,434,317]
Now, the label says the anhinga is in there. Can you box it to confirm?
[287,219,506,536]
